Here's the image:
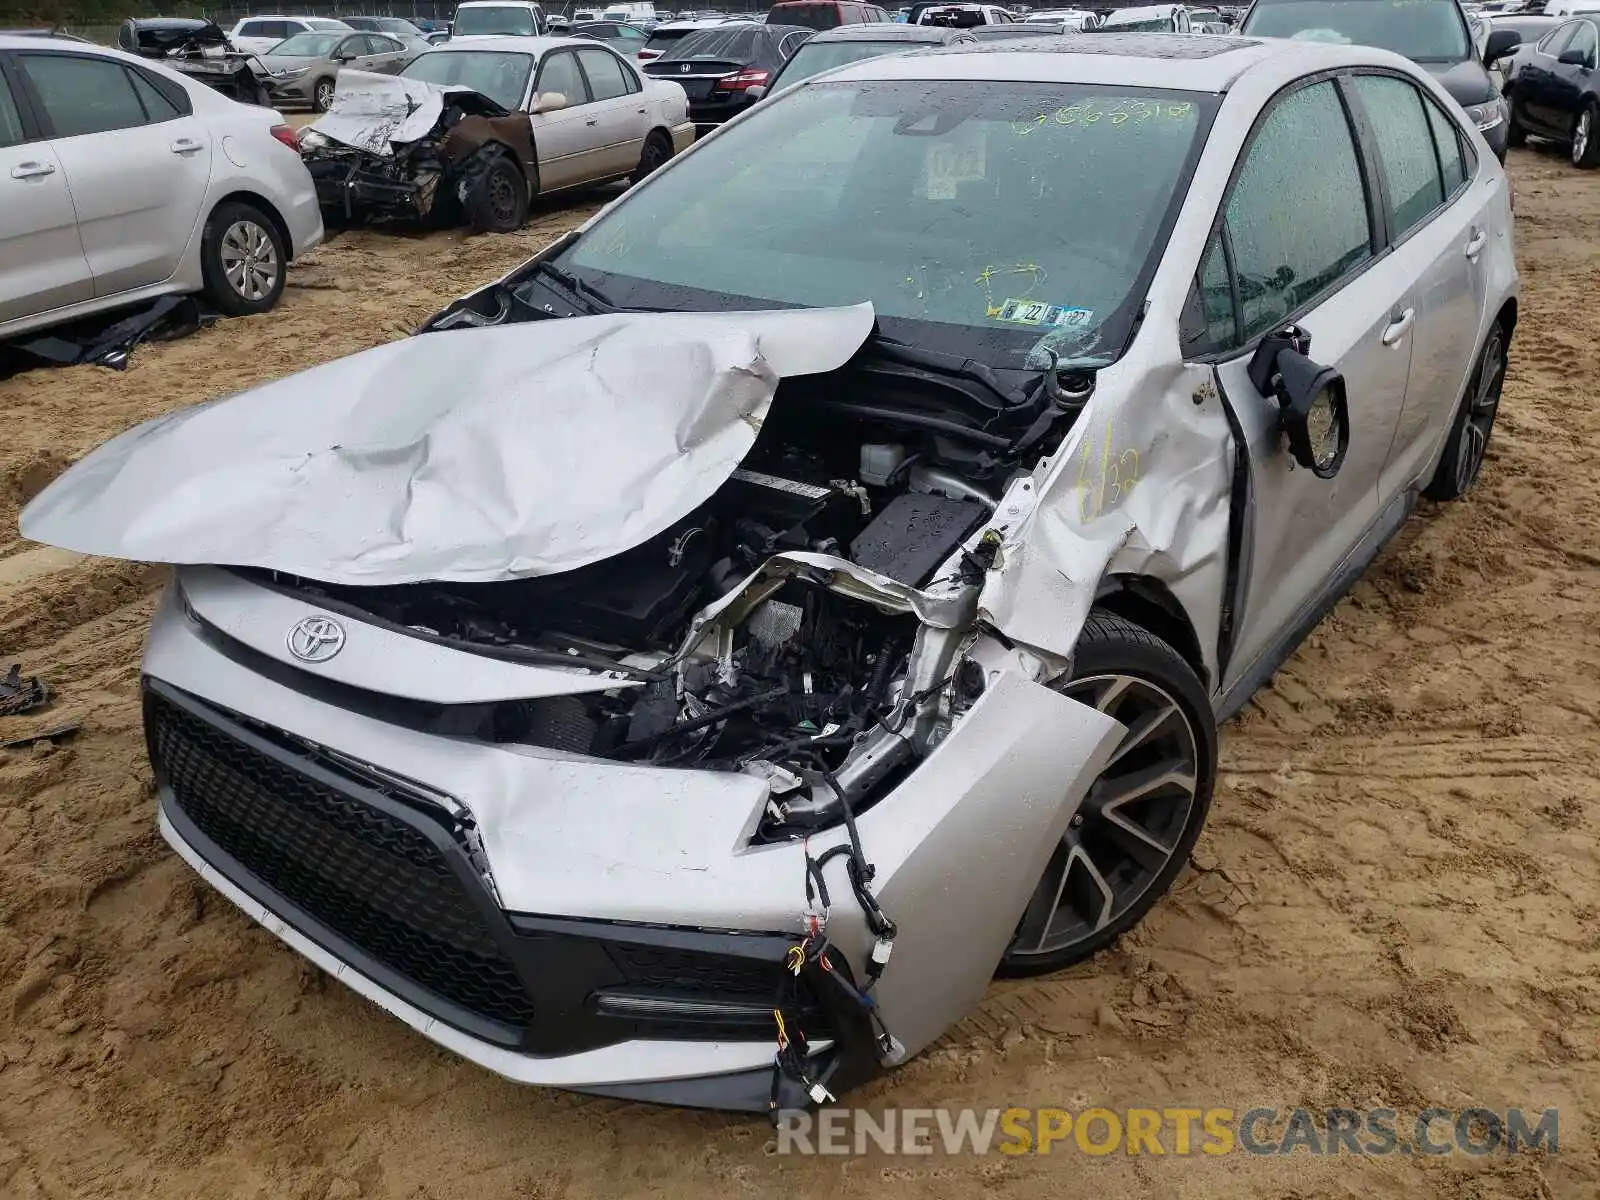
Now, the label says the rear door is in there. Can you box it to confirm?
[529,47,596,189]
[360,33,412,73]
[574,46,649,177]
[1182,76,1411,692]
[14,51,212,298]
[0,54,92,325]
[1346,72,1487,497]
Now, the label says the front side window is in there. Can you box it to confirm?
[562,79,1216,367]
[403,50,535,108]
[1537,22,1578,54]
[1352,74,1444,238]
[577,47,635,98]
[1219,80,1373,343]
[0,71,23,146]
[1568,21,1599,65]
[19,54,151,139]
[1240,0,1471,61]
[535,49,590,103]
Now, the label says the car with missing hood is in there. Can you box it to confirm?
[1239,0,1521,159]
[297,37,693,230]
[116,17,272,106]
[22,32,1516,1114]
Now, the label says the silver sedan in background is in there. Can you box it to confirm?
[259,29,427,110]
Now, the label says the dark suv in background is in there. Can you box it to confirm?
[765,1,894,28]
[1239,0,1520,159]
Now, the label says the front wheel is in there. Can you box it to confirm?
[463,153,530,234]
[631,129,672,185]
[1572,101,1600,169]
[998,611,1217,976]
[313,77,336,113]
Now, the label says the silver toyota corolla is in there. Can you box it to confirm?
[22,33,1516,1113]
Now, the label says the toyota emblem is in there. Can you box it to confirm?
[286,615,346,664]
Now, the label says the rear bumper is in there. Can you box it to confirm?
[687,94,758,131]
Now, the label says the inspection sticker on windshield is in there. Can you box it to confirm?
[924,134,986,200]
[994,299,1093,328]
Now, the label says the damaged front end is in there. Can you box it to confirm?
[299,74,534,226]
[122,20,271,106]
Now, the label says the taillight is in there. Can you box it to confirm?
[638,48,660,59]
[269,123,300,150]
[714,67,769,92]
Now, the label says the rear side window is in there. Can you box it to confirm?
[128,67,182,122]
[1194,80,1373,350]
[1352,74,1444,239]
[0,71,23,147]
[19,55,152,139]
[1423,91,1466,195]
[769,4,843,30]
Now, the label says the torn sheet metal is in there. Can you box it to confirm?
[973,353,1234,676]
[310,72,485,156]
[20,304,876,586]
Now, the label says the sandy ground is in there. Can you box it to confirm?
[1,152,1597,1200]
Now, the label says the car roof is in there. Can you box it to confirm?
[805,22,962,39]
[0,32,121,51]
[819,32,1412,90]
[1106,4,1183,16]
[417,35,596,52]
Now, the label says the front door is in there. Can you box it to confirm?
[528,48,595,190]
[0,58,92,325]
[15,51,213,298]
[1186,77,1411,692]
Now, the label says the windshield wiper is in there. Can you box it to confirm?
[864,330,1027,410]
[528,259,620,314]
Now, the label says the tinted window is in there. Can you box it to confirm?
[0,72,23,147]
[403,50,535,108]
[1240,0,1471,61]
[1223,81,1371,341]
[643,28,695,53]
[1423,91,1466,194]
[129,68,181,121]
[769,5,844,30]
[536,49,590,102]
[663,27,765,57]
[1353,75,1444,237]
[1569,20,1599,64]
[578,47,634,97]
[453,6,539,34]
[563,80,1214,367]
[20,55,150,139]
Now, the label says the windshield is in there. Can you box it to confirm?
[454,5,539,34]
[402,49,534,106]
[1103,13,1172,29]
[774,38,914,85]
[1240,0,1472,59]
[559,79,1214,367]
[270,31,344,55]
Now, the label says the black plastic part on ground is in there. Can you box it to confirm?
[0,295,216,379]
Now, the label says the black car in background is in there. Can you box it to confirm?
[642,22,812,132]
[1502,13,1600,166]
[1239,0,1520,160]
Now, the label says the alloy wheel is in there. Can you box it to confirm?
[1005,672,1201,962]
[219,220,279,302]
[316,80,335,111]
[1576,110,1592,166]
[1456,326,1506,494]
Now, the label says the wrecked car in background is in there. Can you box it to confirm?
[116,17,272,105]
[22,34,1516,1113]
[299,38,692,231]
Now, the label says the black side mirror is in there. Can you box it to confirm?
[1558,47,1591,66]
[1246,325,1349,479]
[1484,28,1520,66]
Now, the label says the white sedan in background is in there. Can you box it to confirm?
[0,35,323,341]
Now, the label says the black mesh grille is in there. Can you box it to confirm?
[148,691,535,1032]
[610,943,789,999]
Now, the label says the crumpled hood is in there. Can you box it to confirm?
[307,71,507,154]
[20,305,875,586]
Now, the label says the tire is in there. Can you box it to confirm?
[998,610,1217,977]
[200,200,286,317]
[463,153,530,234]
[1505,96,1527,148]
[631,129,672,185]
[1572,101,1600,169]
[1423,320,1508,501]
[313,77,336,113]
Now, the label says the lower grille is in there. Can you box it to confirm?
[146,687,535,1037]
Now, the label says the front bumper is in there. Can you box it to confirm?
[141,573,1120,1107]
[305,156,436,222]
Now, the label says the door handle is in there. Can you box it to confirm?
[170,138,203,154]
[10,161,56,179]
[1464,229,1488,259]
[1381,307,1415,347]
[586,118,598,126]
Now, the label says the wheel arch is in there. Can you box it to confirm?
[1092,574,1209,690]
[210,191,295,262]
